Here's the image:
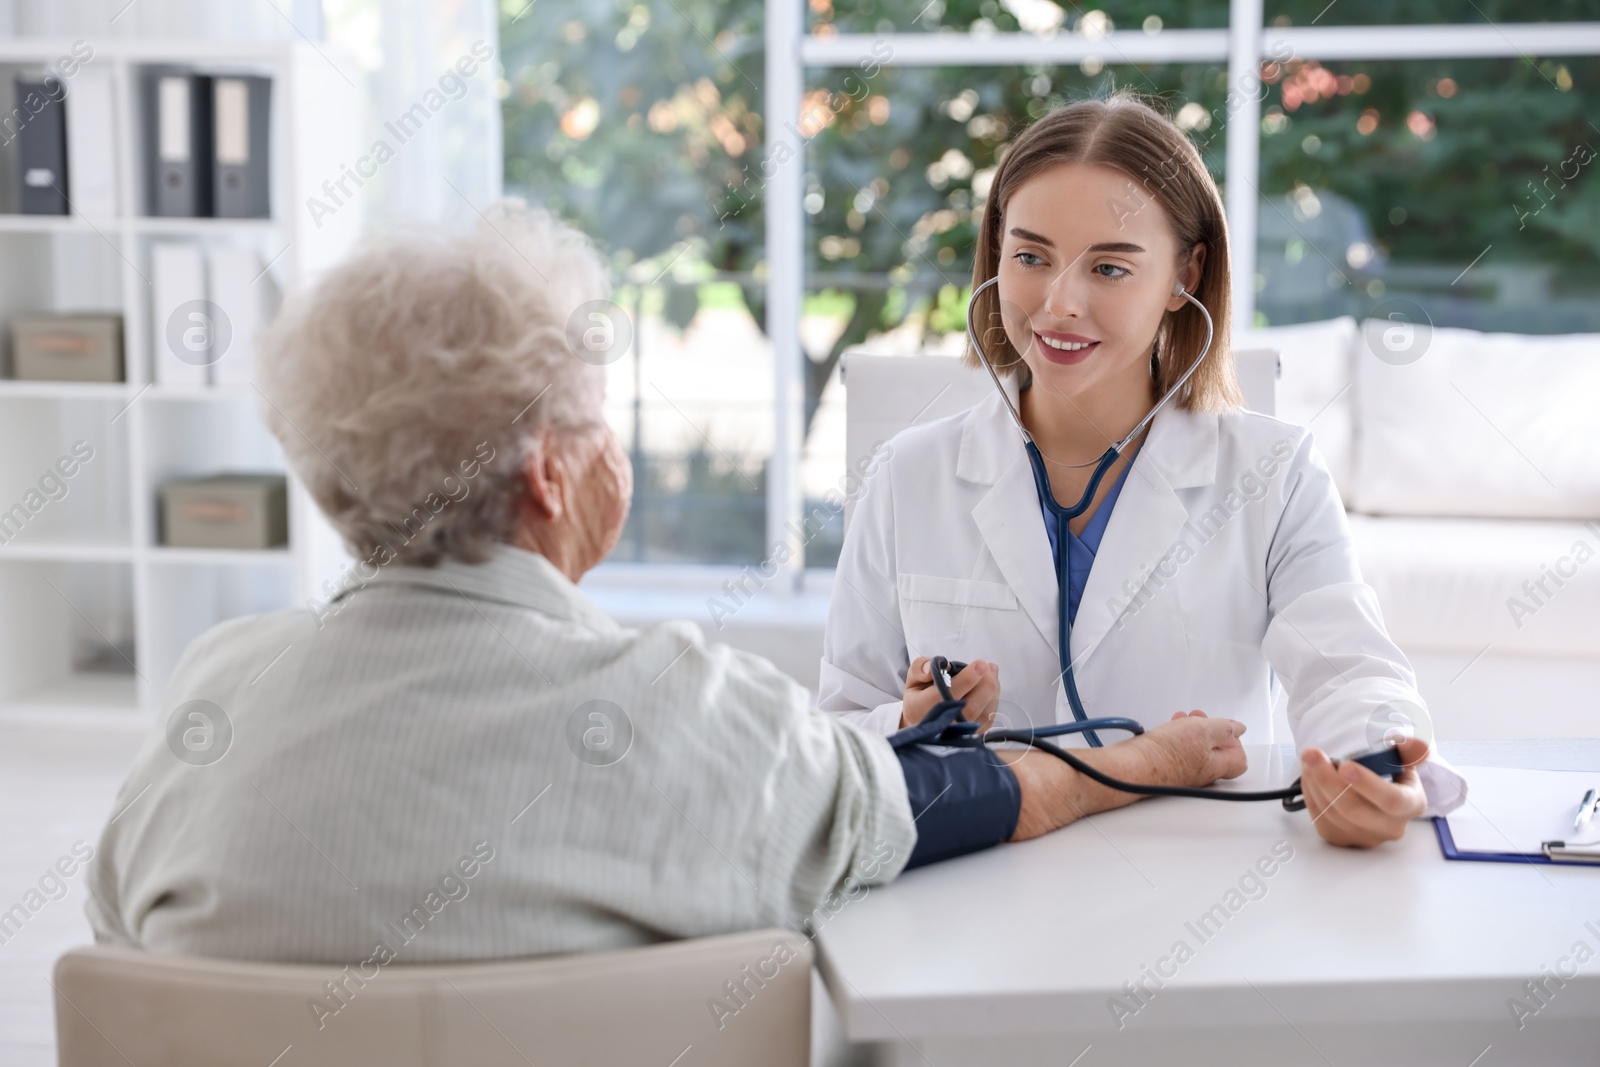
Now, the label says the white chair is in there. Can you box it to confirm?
[54,929,812,1067]
[841,347,1280,528]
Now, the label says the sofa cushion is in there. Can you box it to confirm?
[1352,323,1600,519]
[1237,316,1356,503]
[1348,514,1600,658]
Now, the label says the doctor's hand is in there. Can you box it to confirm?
[1299,738,1429,848]
[1142,711,1249,787]
[899,657,1000,730]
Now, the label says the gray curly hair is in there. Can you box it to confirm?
[257,199,611,567]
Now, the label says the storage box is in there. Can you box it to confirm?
[160,473,288,550]
[11,314,125,382]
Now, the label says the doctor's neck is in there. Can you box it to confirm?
[1019,339,1159,465]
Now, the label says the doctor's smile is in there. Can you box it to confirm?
[1031,329,1099,364]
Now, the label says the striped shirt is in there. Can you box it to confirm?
[86,545,915,963]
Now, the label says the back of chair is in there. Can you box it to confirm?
[841,347,1280,529]
[55,929,812,1067]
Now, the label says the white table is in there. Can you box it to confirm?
[816,742,1600,1066]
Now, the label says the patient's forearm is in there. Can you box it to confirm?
[1002,737,1167,841]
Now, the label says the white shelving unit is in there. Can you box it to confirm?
[0,39,362,720]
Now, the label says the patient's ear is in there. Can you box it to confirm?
[519,430,567,523]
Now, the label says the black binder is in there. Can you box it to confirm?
[15,77,69,215]
[144,71,213,217]
[213,76,271,218]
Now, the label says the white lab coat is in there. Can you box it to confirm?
[820,376,1467,817]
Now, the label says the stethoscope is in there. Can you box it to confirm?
[882,276,1404,809]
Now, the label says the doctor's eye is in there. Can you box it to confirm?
[1011,251,1046,269]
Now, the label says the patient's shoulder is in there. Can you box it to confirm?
[161,607,316,699]
[625,617,809,720]
[180,607,311,671]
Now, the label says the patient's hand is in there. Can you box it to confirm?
[900,656,1000,730]
[1142,710,1248,788]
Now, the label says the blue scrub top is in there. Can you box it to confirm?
[1036,442,1142,626]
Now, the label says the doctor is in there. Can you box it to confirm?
[819,90,1466,847]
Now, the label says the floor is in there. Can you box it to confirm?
[0,711,146,1067]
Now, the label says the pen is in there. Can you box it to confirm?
[1575,788,1598,833]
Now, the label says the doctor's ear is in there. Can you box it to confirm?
[1166,243,1207,312]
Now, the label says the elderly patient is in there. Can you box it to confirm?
[86,202,1246,964]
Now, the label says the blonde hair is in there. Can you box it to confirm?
[965,88,1241,411]
[257,199,611,566]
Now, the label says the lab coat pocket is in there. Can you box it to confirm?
[897,573,1019,656]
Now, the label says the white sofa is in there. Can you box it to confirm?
[1243,316,1600,739]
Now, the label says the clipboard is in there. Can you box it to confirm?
[1433,765,1600,867]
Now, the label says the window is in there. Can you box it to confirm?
[1254,54,1600,332]
[499,1,1600,575]
[1265,0,1587,26]
[811,0,1229,33]
[500,1,770,565]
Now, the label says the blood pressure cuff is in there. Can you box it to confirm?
[897,746,1022,869]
